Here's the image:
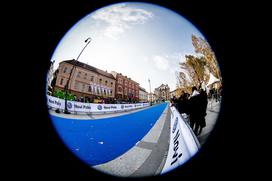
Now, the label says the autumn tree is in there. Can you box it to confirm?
[192,35,221,80]
[176,71,194,93]
[176,71,189,88]
[179,55,207,88]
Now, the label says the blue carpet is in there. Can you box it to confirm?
[50,103,167,166]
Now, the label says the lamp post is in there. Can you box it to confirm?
[63,37,92,114]
[148,78,152,106]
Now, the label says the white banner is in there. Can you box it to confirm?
[47,95,65,110]
[47,95,149,113]
[161,106,200,174]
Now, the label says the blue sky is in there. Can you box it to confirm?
[51,2,205,92]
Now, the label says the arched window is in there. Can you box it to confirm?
[118,86,122,93]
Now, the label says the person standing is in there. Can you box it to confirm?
[188,86,201,135]
[195,89,208,135]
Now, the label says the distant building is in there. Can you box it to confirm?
[111,71,139,102]
[154,84,170,101]
[147,92,156,102]
[139,87,148,102]
[53,59,116,102]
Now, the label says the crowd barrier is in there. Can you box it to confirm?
[47,95,150,114]
[161,105,200,174]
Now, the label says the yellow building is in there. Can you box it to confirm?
[53,59,116,102]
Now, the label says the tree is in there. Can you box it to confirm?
[176,71,193,93]
[192,35,221,80]
[178,55,207,88]
[176,71,188,88]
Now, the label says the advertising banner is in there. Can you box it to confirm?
[66,101,92,113]
[161,106,200,174]
[47,95,149,113]
[47,95,65,110]
[90,103,121,113]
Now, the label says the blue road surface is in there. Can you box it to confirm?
[50,103,167,166]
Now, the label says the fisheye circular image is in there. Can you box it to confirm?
[46,2,222,177]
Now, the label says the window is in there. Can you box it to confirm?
[90,76,94,81]
[84,73,87,79]
[63,67,68,73]
[125,80,128,86]
[82,84,85,91]
[88,86,92,92]
[60,78,63,85]
[74,81,79,90]
[110,82,113,87]
[99,78,102,83]
[124,88,127,95]
[118,78,123,84]
[118,86,122,93]
[77,71,81,78]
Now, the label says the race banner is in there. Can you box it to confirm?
[47,95,65,110]
[47,95,149,113]
[67,101,92,113]
[161,106,200,174]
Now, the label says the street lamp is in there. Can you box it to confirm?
[63,37,92,114]
[148,78,152,106]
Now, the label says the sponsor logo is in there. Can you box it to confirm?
[172,117,178,133]
[103,106,117,109]
[171,129,183,165]
[48,99,61,106]
[67,102,72,109]
[97,105,102,110]
[83,105,91,109]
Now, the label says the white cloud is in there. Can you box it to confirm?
[153,55,170,71]
[104,26,125,40]
[92,3,153,39]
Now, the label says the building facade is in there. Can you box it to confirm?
[111,71,139,102]
[54,59,116,102]
[147,93,156,102]
[139,87,148,102]
[154,84,170,101]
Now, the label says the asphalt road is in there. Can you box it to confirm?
[50,103,168,168]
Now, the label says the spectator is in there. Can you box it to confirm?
[194,89,208,135]
[188,86,202,135]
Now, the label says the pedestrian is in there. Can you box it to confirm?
[177,91,189,115]
[177,92,184,113]
[195,89,208,135]
[172,96,178,108]
[188,86,202,134]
